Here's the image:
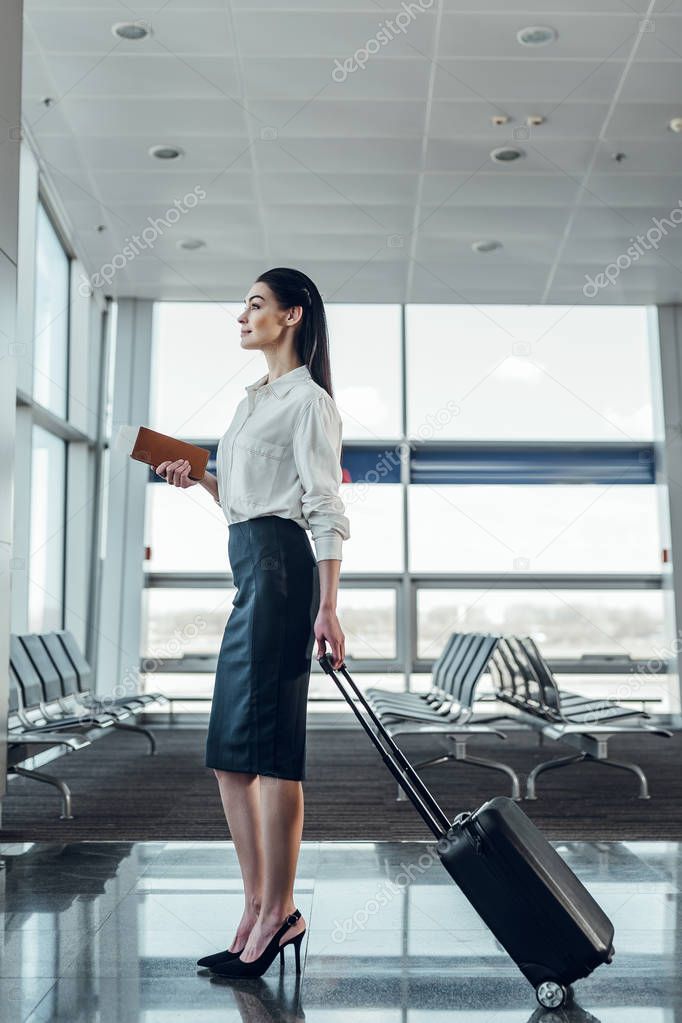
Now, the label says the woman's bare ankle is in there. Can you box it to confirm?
[230,899,261,949]
[259,903,299,927]
[247,894,262,917]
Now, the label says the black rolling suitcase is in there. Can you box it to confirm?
[318,653,615,1011]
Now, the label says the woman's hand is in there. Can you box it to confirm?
[153,459,199,489]
[314,606,345,669]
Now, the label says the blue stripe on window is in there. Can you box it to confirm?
[410,444,655,485]
[146,442,655,486]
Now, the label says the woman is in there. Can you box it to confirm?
[154,267,350,979]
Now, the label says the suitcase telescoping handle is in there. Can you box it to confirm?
[318,653,452,839]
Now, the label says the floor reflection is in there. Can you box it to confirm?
[0,838,678,1022]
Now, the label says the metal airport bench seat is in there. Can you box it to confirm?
[55,629,169,712]
[366,632,488,724]
[7,661,94,819]
[365,633,522,800]
[7,632,160,819]
[491,635,672,800]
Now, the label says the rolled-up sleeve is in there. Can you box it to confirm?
[292,396,350,562]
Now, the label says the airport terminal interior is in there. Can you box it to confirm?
[2,1,682,1020]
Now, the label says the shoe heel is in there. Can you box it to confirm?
[293,931,304,974]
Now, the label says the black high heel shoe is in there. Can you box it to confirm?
[209,908,305,978]
[197,945,245,969]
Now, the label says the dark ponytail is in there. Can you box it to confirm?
[255,267,334,400]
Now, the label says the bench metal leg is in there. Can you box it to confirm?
[396,752,449,801]
[527,744,651,800]
[526,753,587,800]
[590,756,651,799]
[11,766,74,820]
[403,738,521,801]
[111,720,157,754]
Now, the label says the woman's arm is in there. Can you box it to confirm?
[291,396,350,669]
[315,558,344,668]
[198,470,220,505]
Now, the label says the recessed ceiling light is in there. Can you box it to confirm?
[112,21,152,41]
[148,145,184,161]
[177,238,206,251]
[490,146,525,163]
[517,25,557,46]
[668,117,682,133]
[472,240,502,253]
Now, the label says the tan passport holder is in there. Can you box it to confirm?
[130,426,210,481]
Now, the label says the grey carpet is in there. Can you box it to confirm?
[1,726,680,842]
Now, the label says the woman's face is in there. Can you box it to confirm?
[237,280,301,352]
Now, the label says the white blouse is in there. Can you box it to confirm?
[214,363,350,562]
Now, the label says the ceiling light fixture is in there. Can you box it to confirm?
[517,25,557,46]
[112,21,152,41]
[177,239,206,251]
[668,117,682,133]
[472,240,502,253]
[490,146,524,163]
[148,145,184,161]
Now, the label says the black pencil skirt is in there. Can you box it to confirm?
[205,515,320,781]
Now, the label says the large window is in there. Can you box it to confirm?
[150,301,254,439]
[406,305,654,441]
[33,202,70,417]
[326,304,402,439]
[416,589,665,662]
[144,301,668,708]
[408,484,661,575]
[28,426,66,631]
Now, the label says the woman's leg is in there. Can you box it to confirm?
[213,769,265,951]
[238,776,306,961]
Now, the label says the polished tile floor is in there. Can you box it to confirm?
[0,838,679,1022]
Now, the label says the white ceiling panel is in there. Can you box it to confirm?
[259,172,419,205]
[21,0,682,304]
[39,97,251,137]
[33,134,255,172]
[431,59,626,103]
[415,236,560,264]
[23,53,242,97]
[426,137,596,174]
[243,100,427,139]
[420,172,580,206]
[428,101,608,139]
[618,61,682,101]
[437,13,639,60]
[231,11,438,58]
[583,175,682,207]
[417,205,570,237]
[25,10,237,55]
[241,58,432,101]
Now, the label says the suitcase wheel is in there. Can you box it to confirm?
[535,980,568,1009]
